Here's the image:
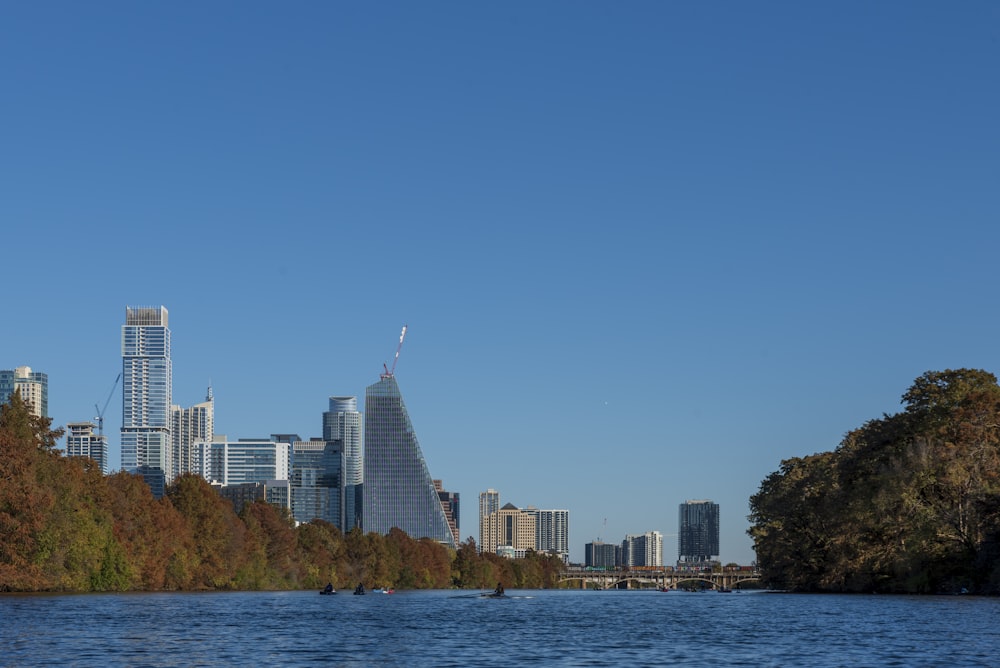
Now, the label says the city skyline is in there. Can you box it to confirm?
[4,2,998,565]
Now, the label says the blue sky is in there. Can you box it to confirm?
[2,2,998,565]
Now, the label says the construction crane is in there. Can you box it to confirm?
[94,373,121,436]
[381,325,408,379]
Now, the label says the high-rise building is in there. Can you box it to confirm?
[171,386,214,479]
[478,489,500,552]
[323,396,362,531]
[362,374,455,547]
[481,502,536,556]
[622,531,663,567]
[65,421,109,474]
[585,541,619,568]
[678,499,720,565]
[434,480,460,546]
[121,306,172,480]
[290,438,343,526]
[526,507,570,562]
[0,366,48,417]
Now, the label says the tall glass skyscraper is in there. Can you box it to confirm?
[678,499,720,564]
[323,396,362,531]
[362,375,455,548]
[121,306,172,478]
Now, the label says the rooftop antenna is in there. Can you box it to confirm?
[381,325,408,379]
[94,372,121,436]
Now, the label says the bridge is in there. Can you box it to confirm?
[560,567,761,591]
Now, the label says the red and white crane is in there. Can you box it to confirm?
[381,325,408,379]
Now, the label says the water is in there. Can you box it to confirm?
[1,589,998,667]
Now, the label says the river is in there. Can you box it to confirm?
[1,588,997,666]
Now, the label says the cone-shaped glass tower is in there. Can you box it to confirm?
[362,375,456,548]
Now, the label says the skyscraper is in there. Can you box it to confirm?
[171,386,214,479]
[478,488,500,553]
[526,507,570,562]
[121,306,172,479]
[323,396,362,531]
[0,366,48,417]
[66,421,109,474]
[362,374,455,548]
[621,531,663,567]
[290,438,343,526]
[678,499,720,565]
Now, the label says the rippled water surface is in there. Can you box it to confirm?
[2,589,998,666]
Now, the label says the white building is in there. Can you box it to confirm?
[622,531,663,567]
[526,507,570,562]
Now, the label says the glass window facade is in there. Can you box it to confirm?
[362,376,455,548]
[678,500,720,564]
[121,306,172,478]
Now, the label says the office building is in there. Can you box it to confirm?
[362,374,455,547]
[481,503,536,556]
[0,366,48,417]
[290,438,343,526]
[526,507,570,562]
[622,531,663,567]
[322,396,362,531]
[193,435,290,486]
[121,306,172,480]
[65,421,109,474]
[678,499,720,565]
[171,386,214,479]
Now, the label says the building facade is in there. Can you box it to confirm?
[290,438,343,526]
[65,421,109,474]
[478,489,500,553]
[678,499,720,564]
[0,366,48,417]
[171,387,214,479]
[322,396,362,531]
[585,541,619,568]
[622,531,663,567]
[434,480,460,546]
[121,306,172,479]
[481,502,536,556]
[362,375,455,547]
[526,507,570,562]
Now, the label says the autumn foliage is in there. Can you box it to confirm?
[0,392,564,592]
[749,369,1000,594]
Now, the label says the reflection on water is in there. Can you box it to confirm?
[1,589,998,667]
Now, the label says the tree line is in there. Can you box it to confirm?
[749,369,1000,594]
[0,391,564,592]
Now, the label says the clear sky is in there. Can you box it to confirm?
[3,2,998,565]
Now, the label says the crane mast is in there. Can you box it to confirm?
[381,325,408,379]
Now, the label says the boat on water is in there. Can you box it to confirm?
[353,583,366,595]
[480,592,506,598]
[372,588,395,594]
[320,584,336,595]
